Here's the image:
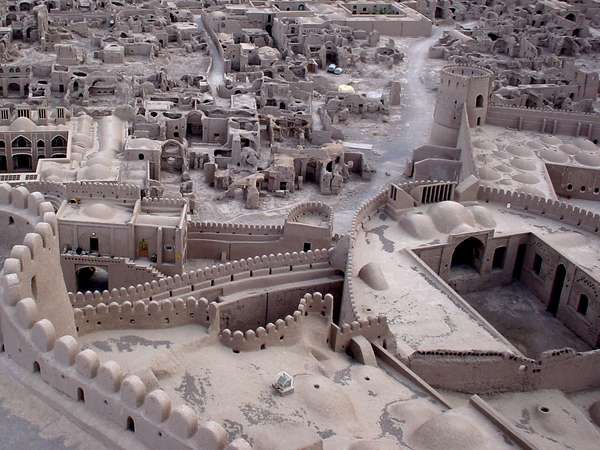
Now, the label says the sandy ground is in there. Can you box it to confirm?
[463,282,591,358]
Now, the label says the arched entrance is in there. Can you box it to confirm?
[12,154,32,171]
[547,264,566,316]
[76,266,109,292]
[186,111,203,140]
[451,237,484,273]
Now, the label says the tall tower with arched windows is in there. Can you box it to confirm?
[430,65,494,147]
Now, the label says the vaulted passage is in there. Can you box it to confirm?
[451,237,484,273]
[547,264,566,316]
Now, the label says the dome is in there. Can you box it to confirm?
[513,173,540,184]
[575,152,600,167]
[410,412,487,450]
[468,205,496,228]
[494,163,512,173]
[505,144,534,158]
[10,116,37,132]
[511,157,536,171]
[472,138,497,151]
[82,202,118,220]
[478,166,501,181]
[428,201,476,234]
[541,135,562,146]
[540,149,569,163]
[399,213,437,239]
[358,263,389,291]
[526,140,544,149]
[559,144,580,155]
[574,137,597,152]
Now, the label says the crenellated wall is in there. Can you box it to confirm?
[69,248,335,308]
[188,221,284,236]
[329,315,396,354]
[341,188,390,324]
[219,292,334,353]
[16,181,141,209]
[477,185,600,233]
[486,104,600,143]
[187,202,333,260]
[73,296,218,336]
[407,347,600,394]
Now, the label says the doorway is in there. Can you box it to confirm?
[547,264,566,316]
[512,244,527,280]
[89,237,99,252]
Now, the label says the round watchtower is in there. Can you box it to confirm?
[430,65,494,147]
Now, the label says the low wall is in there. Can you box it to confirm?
[477,185,600,234]
[68,248,334,308]
[486,104,600,143]
[219,292,334,353]
[16,181,141,208]
[341,188,390,323]
[188,221,284,235]
[545,162,600,200]
[73,296,217,336]
[408,347,600,394]
[329,315,396,354]
[62,254,162,292]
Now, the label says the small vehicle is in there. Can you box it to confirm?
[327,64,337,73]
[334,67,343,75]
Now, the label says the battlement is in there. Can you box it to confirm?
[299,292,334,320]
[488,102,600,118]
[329,315,395,353]
[69,248,333,308]
[16,181,141,207]
[73,296,217,335]
[140,196,187,209]
[286,201,334,231]
[220,313,303,352]
[341,187,390,322]
[440,64,494,81]
[477,185,600,233]
[188,221,284,235]
[219,292,334,353]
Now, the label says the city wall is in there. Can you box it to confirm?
[486,104,600,143]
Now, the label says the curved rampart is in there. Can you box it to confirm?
[286,201,334,232]
[74,296,217,336]
[69,248,334,308]
[343,180,450,322]
[219,292,333,353]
